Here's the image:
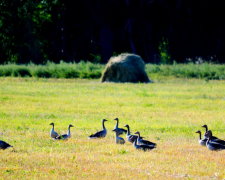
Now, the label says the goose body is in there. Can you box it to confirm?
[135,131,156,147]
[206,140,225,151]
[124,124,141,143]
[195,130,207,146]
[211,138,225,145]
[56,124,74,140]
[113,118,127,136]
[113,130,125,144]
[89,119,107,139]
[205,130,225,151]
[0,140,13,150]
[205,130,225,145]
[49,122,59,139]
[133,138,155,151]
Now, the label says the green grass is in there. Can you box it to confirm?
[0,62,225,80]
[0,77,225,179]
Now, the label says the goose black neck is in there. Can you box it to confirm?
[102,121,106,129]
[198,131,202,140]
[52,124,54,130]
[137,132,140,139]
[205,125,208,132]
[126,125,130,135]
[116,119,119,128]
[68,126,71,135]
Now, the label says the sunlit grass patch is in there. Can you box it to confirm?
[0,78,224,179]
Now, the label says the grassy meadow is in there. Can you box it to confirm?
[0,77,225,179]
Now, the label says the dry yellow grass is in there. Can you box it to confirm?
[0,77,225,179]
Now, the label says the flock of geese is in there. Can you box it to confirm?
[50,118,157,151]
[196,125,225,151]
[1,119,225,152]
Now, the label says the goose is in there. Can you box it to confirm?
[195,130,207,146]
[113,118,127,135]
[0,140,13,150]
[112,129,125,144]
[124,124,143,143]
[89,119,107,139]
[205,130,225,145]
[134,131,156,147]
[56,124,74,140]
[202,125,219,140]
[206,130,225,151]
[49,122,59,139]
[133,138,155,151]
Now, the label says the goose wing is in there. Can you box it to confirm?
[55,134,68,140]
[207,141,225,151]
[113,128,127,135]
[128,135,144,143]
[140,139,157,147]
[0,140,12,150]
[135,144,155,151]
[211,138,225,145]
[127,135,137,143]
[199,138,207,146]
[51,131,59,138]
[141,144,155,151]
[89,129,107,139]
[116,137,125,144]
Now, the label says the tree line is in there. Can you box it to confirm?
[1,0,225,64]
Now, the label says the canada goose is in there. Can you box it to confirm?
[112,129,125,144]
[134,131,156,147]
[56,124,74,140]
[202,125,219,140]
[89,119,107,139]
[113,118,127,135]
[206,130,225,151]
[205,130,225,145]
[133,138,155,151]
[49,122,59,139]
[195,130,207,146]
[0,140,13,150]
[124,124,142,143]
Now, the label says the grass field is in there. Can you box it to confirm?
[0,77,225,179]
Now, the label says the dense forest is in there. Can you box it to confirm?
[1,0,225,64]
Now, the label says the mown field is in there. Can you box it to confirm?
[0,77,225,179]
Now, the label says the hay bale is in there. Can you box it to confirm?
[101,53,151,83]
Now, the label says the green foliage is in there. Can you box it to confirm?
[158,38,171,64]
[0,62,225,80]
[0,61,103,79]
[146,63,225,80]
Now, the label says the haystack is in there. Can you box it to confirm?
[101,53,151,83]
